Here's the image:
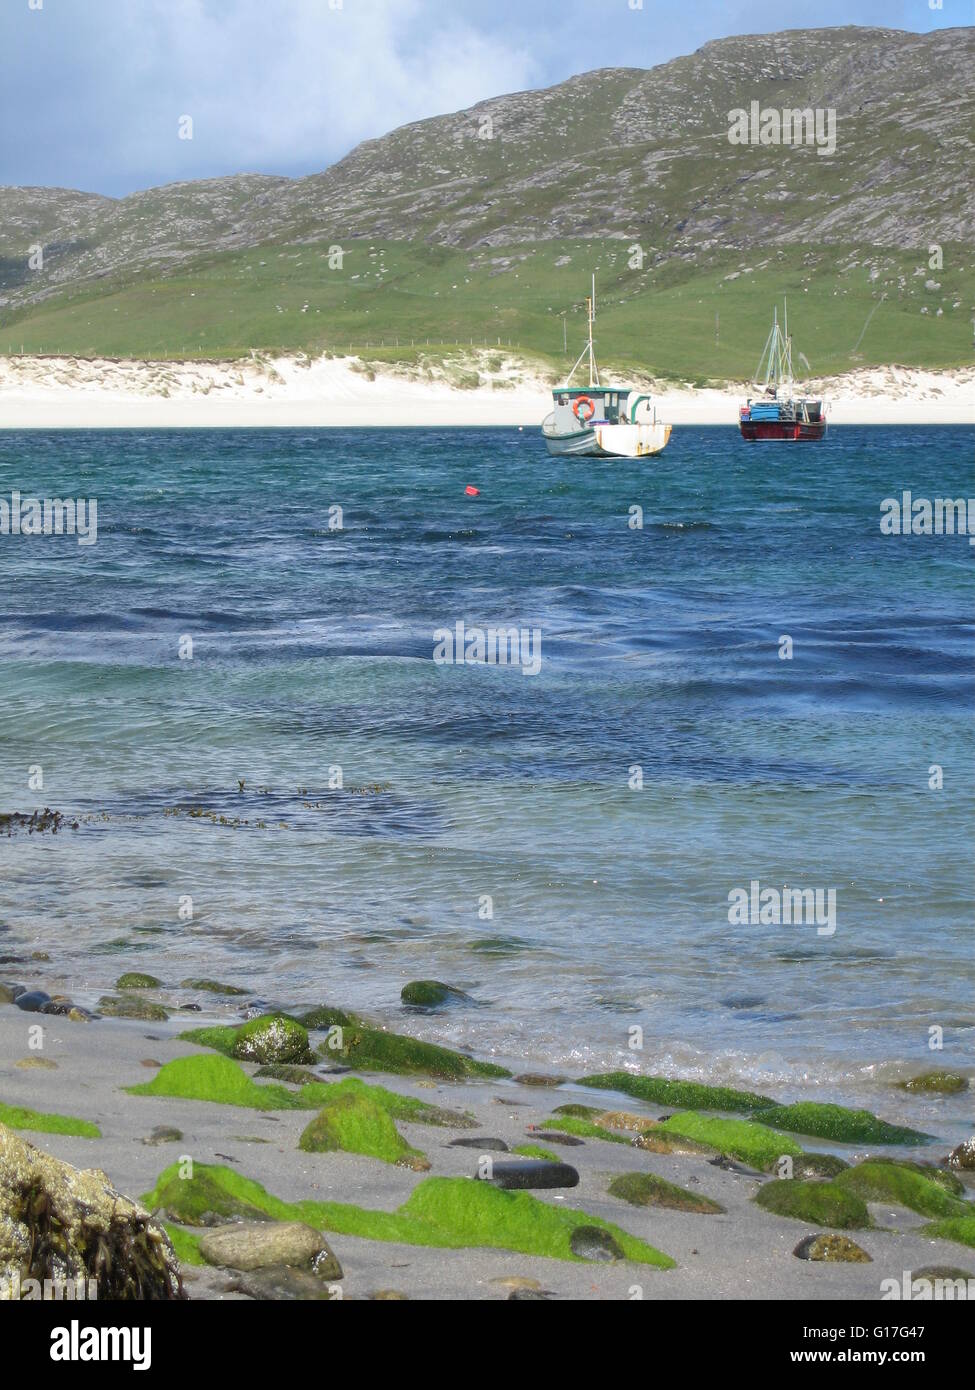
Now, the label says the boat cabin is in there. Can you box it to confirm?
[550,386,639,428]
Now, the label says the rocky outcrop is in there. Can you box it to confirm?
[0,1123,183,1300]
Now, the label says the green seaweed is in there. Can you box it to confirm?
[162,1223,204,1266]
[322,1024,509,1080]
[127,1053,309,1110]
[897,1071,969,1095]
[180,1014,314,1064]
[754,1179,872,1229]
[577,1071,772,1114]
[0,1101,100,1139]
[835,1161,970,1219]
[539,1115,630,1145]
[127,1054,475,1128]
[752,1101,930,1146]
[184,1013,507,1081]
[401,980,451,1007]
[141,1163,672,1266]
[656,1112,802,1171]
[299,1091,426,1167]
[297,1005,360,1030]
[608,1171,724,1214]
[180,979,250,996]
[116,972,162,989]
[919,1216,975,1249]
[512,1144,559,1161]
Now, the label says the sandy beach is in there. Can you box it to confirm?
[1,352,972,429]
[1,993,972,1302]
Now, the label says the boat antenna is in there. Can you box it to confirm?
[564,273,600,388]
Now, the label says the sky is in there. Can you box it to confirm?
[0,0,966,197]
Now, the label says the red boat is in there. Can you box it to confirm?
[739,304,827,441]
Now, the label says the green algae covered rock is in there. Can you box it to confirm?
[253,1063,316,1085]
[296,1005,359,1031]
[608,1171,724,1214]
[185,1012,507,1081]
[754,1179,871,1229]
[145,1166,279,1227]
[299,1092,428,1169]
[919,1216,975,1249]
[180,979,251,996]
[231,1015,315,1065]
[401,980,456,1008]
[1,1123,182,1298]
[324,1023,509,1081]
[116,972,162,989]
[577,1071,771,1114]
[752,1101,930,1146]
[835,1161,970,1219]
[656,1112,802,1172]
[897,1071,969,1096]
[0,1101,100,1140]
[794,1233,872,1262]
[142,1163,673,1266]
[98,994,169,1022]
[792,1153,851,1180]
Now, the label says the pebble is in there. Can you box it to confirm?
[489,1276,543,1290]
[569,1227,624,1262]
[14,990,51,1012]
[508,1288,555,1299]
[199,1221,342,1279]
[513,1074,567,1087]
[0,983,26,1004]
[369,1289,410,1300]
[225,1266,341,1301]
[480,1159,579,1191]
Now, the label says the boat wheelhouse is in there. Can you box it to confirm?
[541,277,671,459]
[739,302,827,441]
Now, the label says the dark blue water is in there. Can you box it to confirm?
[0,426,972,1131]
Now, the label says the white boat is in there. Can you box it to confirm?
[541,276,672,459]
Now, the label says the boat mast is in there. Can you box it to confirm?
[564,274,600,388]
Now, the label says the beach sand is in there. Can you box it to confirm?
[0,352,972,429]
[1,1006,970,1301]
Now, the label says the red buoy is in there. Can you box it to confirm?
[464,485,480,496]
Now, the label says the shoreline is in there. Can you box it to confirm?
[1,1000,973,1301]
[1,985,972,1301]
[1,352,972,429]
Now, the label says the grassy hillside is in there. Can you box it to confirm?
[1,25,973,377]
[3,238,971,378]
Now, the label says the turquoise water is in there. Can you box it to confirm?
[0,426,972,1130]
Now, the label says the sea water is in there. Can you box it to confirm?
[0,426,971,1135]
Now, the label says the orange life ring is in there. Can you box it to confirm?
[573,395,595,422]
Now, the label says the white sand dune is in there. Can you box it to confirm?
[0,351,972,428]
